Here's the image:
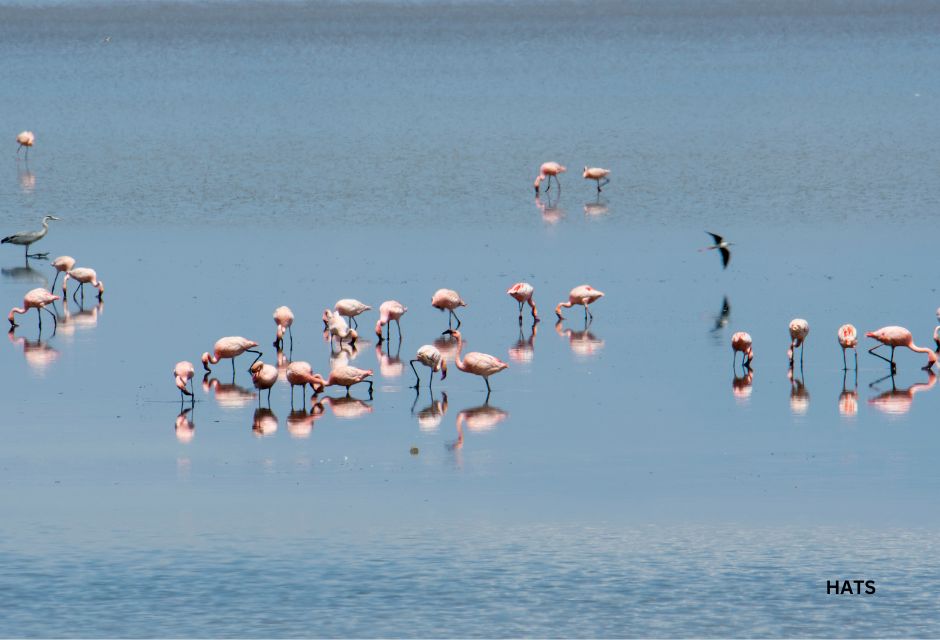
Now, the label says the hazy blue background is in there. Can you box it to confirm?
[2,0,939,636]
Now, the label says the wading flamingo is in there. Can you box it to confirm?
[442,329,508,395]
[555,285,604,321]
[375,300,407,342]
[732,331,753,367]
[250,360,279,406]
[838,324,858,370]
[174,360,196,399]
[701,232,732,269]
[582,167,610,192]
[934,307,939,351]
[312,366,374,397]
[507,282,538,323]
[334,299,370,329]
[323,309,358,347]
[16,131,34,158]
[273,305,293,349]
[866,326,938,371]
[533,162,566,194]
[8,287,59,331]
[410,344,447,389]
[50,256,75,294]
[286,361,324,404]
[432,288,466,328]
[201,336,261,375]
[2,215,59,259]
[788,318,809,366]
[63,267,104,302]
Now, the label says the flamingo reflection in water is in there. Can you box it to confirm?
[317,395,373,420]
[203,374,256,410]
[287,403,326,438]
[732,367,753,405]
[175,408,195,443]
[252,408,278,437]
[55,298,103,339]
[535,193,564,225]
[583,195,609,217]
[448,402,509,450]
[839,370,858,418]
[376,340,404,379]
[508,321,537,364]
[412,390,448,432]
[554,319,604,358]
[867,370,937,417]
[788,367,809,416]
[7,329,58,374]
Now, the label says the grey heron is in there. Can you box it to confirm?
[1,215,60,259]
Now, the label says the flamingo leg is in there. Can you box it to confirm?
[842,348,847,370]
[854,349,858,370]
[545,175,551,192]
[484,377,491,393]
[451,309,462,329]
[51,272,60,294]
[246,349,263,369]
[43,305,57,331]
[231,358,236,378]
[409,359,421,389]
[395,318,402,341]
[518,300,524,322]
[36,307,42,331]
[267,387,272,406]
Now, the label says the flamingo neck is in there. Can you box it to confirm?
[8,307,26,323]
[453,335,466,371]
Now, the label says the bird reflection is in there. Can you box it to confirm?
[731,366,753,404]
[18,167,35,194]
[867,370,936,417]
[711,296,731,334]
[8,329,58,374]
[2,261,47,285]
[203,374,256,409]
[583,194,609,217]
[317,394,373,420]
[508,321,537,363]
[534,193,565,225]
[555,319,604,357]
[252,407,278,436]
[412,390,448,432]
[433,333,460,364]
[448,401,509,450]
[286,403,326,438]
[788,367,809,415]
[276,347,290,381]
[329,340,366,370]
[839,369,858,418]
[55,298,103,337]
[375,340,404,378]
[175,408,195,443]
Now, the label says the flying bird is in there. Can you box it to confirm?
[711,296,731,333]
[2,215,60,259]
[701,232,732,269]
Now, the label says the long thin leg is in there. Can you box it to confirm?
[869,344,893,364]
[247,349,262,367]
[842,348,847,370]
[43,305,57,331]
[485,377,491,393]
[231,358,236,378]
[545,175,551,192]
[452,309,461,329]
[267,387,272,406]
[36,307,42,331]
[854,349,858,370]
[396,318,402,342]
[367,380,373,397]
[410,359,421,388]
[518,300,524,322]
[51,272,60,294]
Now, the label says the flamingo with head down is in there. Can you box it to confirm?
[375,300,407,342]
[442,329,507,395]
[866,326,937,371]
[174,361,196,400]
[555,285,604,321]
[8,287,59,331]
[507,282,538,323]
[201,336,261,376]
[533,162,566,194]
[838,324,858,370]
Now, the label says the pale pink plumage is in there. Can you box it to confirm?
[201,336,260,373]
[866,326,937,370]
[286,361,324,397]
[838,324,858,370]
[8,287,59,328]
[445,330,507,393]
[534,161,566,194]
[174,360,195,398]
[375,299,407,340]
[313,365,374,396]
[582,166,611,192]
[732,331,754,366]
[432,288,466,328]
[555,284,604,320]
[250,360,279,406]
[16,131,34,157]
[63,267,104,301]
[334,298,370,328]
[50,256,76,293]
[507,282,538,322]
[273,305,294,348]
[787,318,809,365]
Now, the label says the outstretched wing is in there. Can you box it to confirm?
[706,231,723,245]
[719,247,731,268]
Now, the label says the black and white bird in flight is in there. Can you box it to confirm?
[701,231,732,269]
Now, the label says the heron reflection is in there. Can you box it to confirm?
[2,261,47,285]
[203,374,255,409]
[508,321,537,364]
[252,407,278,436]
[448,401,509,450]
[8,329,58,374]
[175,408,195,443]
[868,370,936,417]
[555,319,604,358]
[412,389,448,432]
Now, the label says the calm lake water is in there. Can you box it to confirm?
[2,0,940,636]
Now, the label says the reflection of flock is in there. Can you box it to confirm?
[727,304,940,418]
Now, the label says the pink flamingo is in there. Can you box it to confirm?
[787,318,809,366]
[555,284,604,321]
[838,324,858,370]
[50,256,75,294]
[507,282,538,323]
[323,309,358,347]
[8,287,59,331]
[375,300,407,342]
[533,161,566,194]
[16,131,34,158]
[732,331,753,367]
[273,305,293,349]
[334,298,371,329]
[286,361,325,404]
[582,166,610,192]
[250,360,279,406]
[201,336,261,375]
[410,344,447,389]
[934,307,939,351]
[174,360,196,399]
[442,329,508,395]
[432,288,467,328]
[62,267,104,303]
[866,326,938,371]
[312,365,374,397]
